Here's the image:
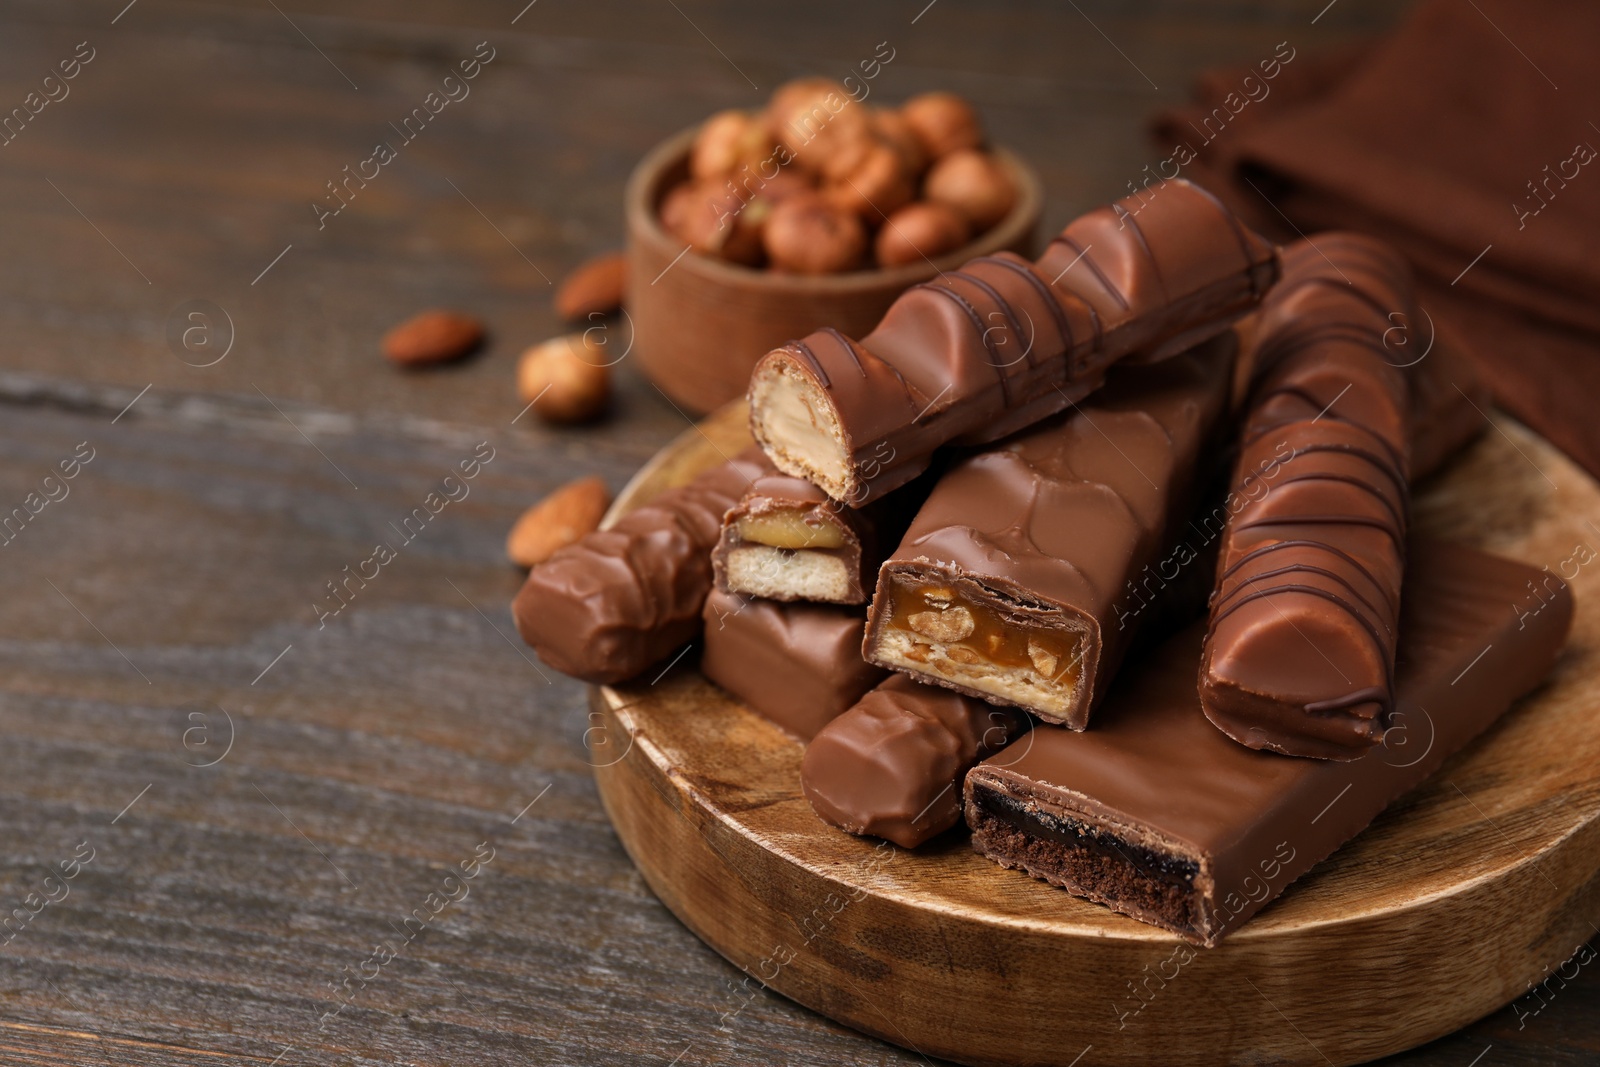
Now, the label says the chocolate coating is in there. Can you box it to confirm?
[802,674,1028,849]
[863,336,1234,727]
[967,540,1574,947]
[512,451,768,684]
[700,588,887,740]
[747,178,1278,505]
[1201,234,1414,759]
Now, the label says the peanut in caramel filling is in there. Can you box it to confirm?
[735,507,848,551]
[885,578,1082,686]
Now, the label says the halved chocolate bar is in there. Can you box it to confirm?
[712,471,922,604]
[861,336,1234,727]
[747,179,1278,506]
[966,540,1574,947]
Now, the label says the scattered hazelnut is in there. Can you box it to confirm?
[875,201,971,267]
[901,92,984,160]
[506,476,612,568]
[924,149,1016,231]
[554,252,626,322]
[762,193,867,274]
[822,139,916,219]
[382,309,485,366]
[517,334,611,424]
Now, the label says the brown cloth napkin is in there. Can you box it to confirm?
[1152,0,1600,478]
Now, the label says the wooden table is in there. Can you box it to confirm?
[1,1,1593,1063]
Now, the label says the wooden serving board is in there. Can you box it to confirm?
[590,402,1600,1067]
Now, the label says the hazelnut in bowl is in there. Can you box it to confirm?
[626,83,1042,413]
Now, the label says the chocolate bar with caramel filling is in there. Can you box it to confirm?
[1200,233,1413,760]
[512,451,768,685]
[747,178,1278,506]
[700,587,886,740]
[712,470,923,605]
[965,540,1573,947]
[802,675,1028,848]
[862,335,1234,727]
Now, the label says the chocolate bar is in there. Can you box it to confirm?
[802,674,1028,848]
[512,451,767,684]
[700,587,886,740]
[1408,322,1489,481]
[712,470,921,605]
[862,335,1234,727]
[966,540,1573,947]
[1201,233,1413,759]
[747,178,1277,505]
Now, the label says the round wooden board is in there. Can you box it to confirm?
[590,402,1600,1067]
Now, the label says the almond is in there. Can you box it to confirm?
[554,252,627,322]
[517,334,611,424]
[382,309,485,366]
[507,476,612,568]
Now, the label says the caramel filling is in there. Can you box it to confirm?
[736,508,847,551]
[884,579,1083,687]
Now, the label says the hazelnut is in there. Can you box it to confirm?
[871,107,929,177]
[875,201,971,267]
[821,139,915,219]
[901,92,985,160]
[659,179,764,266]
[766,77,873,178]
[924,149,1016,231]
[506,476,612,568]
[517,334,611,424]
[690,109,773,180]
[761,193,867,274]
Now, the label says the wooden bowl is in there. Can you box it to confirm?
[590,402,1600,1066]
[624,127,1043,414]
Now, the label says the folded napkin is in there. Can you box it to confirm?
[1153,0,1600,478]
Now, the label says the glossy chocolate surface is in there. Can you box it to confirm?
[1201,234,1413,759]
[700,587,886,741]
[802,674,1028,849]
[512,451,768,685]
[864,337,1234,727]
[749,178,1278,505]
[967,540,1574,946]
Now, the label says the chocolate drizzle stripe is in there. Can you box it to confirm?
[1266,470,1409,533]
[916,280,1013,406]
[958,272,1033,371]
[1189,182,1270,297]
[1234,513,1407,555]
[819,326,868,379]
[1248,435,1410,503]
[1210,583,1395,712]
[788,339,830,389]
[972,255,1075,360]
[1049,235,1130,313]
[1211,559,1393,626]
[1119,206,1170,307]
[1216,537,1398,615]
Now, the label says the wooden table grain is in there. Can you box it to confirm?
[0,1,1594,1064]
